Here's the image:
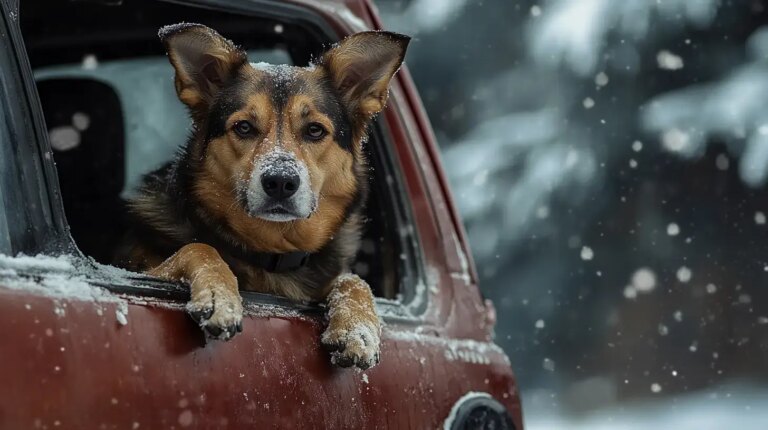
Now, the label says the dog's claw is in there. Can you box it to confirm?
[334,354,355,368]
[188,307,214,324]
[186,284,243,341]
[321,324,381,370]
[204,324,223,337]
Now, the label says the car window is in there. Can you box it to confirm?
[19,0,423,306]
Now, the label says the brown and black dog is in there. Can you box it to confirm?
[117,23,409,370]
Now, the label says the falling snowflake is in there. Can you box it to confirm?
[631,268,657,292]
[595,72,609,86]
[755,212,766,225]
[676,266,692,283]
[715,154,730,170]
[667,223,680,236]
[542,358,556,371]
[580,246,594,261]
[657,50,684,70]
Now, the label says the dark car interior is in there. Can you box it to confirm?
[20,0,408,300]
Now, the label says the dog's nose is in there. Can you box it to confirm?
[261,171,300,199]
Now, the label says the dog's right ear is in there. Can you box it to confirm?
[159,23,247,113]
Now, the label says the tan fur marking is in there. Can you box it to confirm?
[322,274,381,369]
[190,83,359,253]
[148,243,243,339]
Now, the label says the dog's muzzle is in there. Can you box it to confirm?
[244,152,316,222]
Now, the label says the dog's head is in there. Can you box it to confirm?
[159,24,408,251]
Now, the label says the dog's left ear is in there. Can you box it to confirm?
[321,31,410,121]
[159,23,247,113]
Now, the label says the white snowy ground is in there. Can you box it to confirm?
[525,385,768,430]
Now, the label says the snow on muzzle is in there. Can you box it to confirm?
[244,150,316,222]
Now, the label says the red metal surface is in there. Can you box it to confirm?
[0,0,524,428]
[1,290,518,429]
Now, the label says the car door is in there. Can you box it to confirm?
[1,0,522,428]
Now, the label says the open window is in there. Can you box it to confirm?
[19,0,424,310]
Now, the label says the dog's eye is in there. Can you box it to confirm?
[304,123,327,141]
[233,120,255,137]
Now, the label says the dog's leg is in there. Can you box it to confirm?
[148,243,243,340]
[321,274,381,370]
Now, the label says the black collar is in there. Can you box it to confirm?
[241,249,311,273]
[192,229,311,273]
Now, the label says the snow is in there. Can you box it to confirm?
[442,391,492,430]
[630,267,657,293]
[177,410,193,427]
[657,50,685,70]
[48,126,81,151]
[387,329,509,366]
[667,223,680,236]
[0,254,119,302]
[580,246,594,261]
[542,358,556,371]
[243,146,316,222]
[676,266,692,283]
[0,254,134,327]
[594,72,609,87]
[642,43,768,187]
[755,212,766,225]
[116,302,129,326]
[72,112,90,131]
[81,54,98,70]
[526,385,768,430]
[529,0,719,75]
[0,253,73,272]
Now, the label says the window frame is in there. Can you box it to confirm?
[0,0,72,256]
[9,0,430,322]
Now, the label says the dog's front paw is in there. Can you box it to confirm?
[186,276,243,341]
[322,321,381,370]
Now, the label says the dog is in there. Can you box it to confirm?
[117,23,409,370]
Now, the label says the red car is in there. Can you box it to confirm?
[0,0,523,428]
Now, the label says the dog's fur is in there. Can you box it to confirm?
[117,23,409,369]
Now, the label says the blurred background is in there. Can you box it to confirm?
[376,0,768,428]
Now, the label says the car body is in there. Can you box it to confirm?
[0,0,523,428]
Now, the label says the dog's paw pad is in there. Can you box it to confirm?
[322,323,381,370]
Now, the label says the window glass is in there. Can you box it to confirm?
[379,0,768,428]
[22,0,417,302]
